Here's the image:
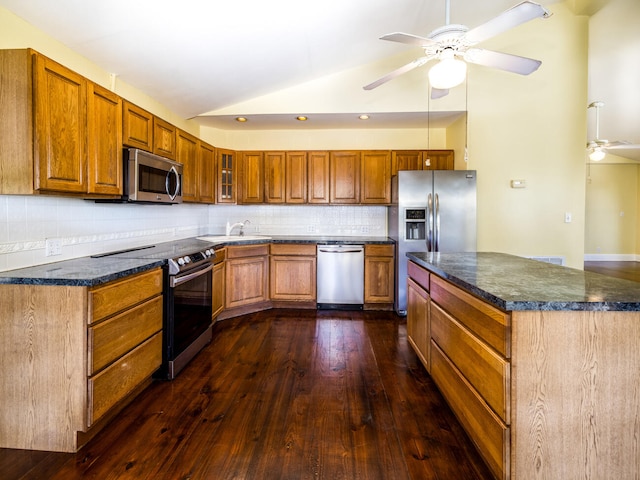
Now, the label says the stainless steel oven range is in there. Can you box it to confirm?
[94,239,216,379]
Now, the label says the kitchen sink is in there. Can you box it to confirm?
[196,235,272,243]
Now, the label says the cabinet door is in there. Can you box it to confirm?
[330,151,360,204]
[364,245,395,303]
[122,101,153,151]
[87,82,122,195]
[270,255,316,301]
[286,151,307,204]
[216,148,236,203]
[212,261,225,319]
[407,277,430,372]
[198,142,216,204]
[264,151,286,204]
[33,54,87,193]
[240,151,264,204]
[361,150,391,204]
[225,255,269,308]
[153,117,176,160]
[391,150,423,177]
[423,150,454,170]
[177,129,199,202]
[308,151,330,204]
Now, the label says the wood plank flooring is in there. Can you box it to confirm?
[584,260,640,283]
[1,309,493,480]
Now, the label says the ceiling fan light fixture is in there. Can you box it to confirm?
[589,146,606,161]
[428,53,467,90]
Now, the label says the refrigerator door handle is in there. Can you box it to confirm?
[427,193,433,252]
[434,193,440,252]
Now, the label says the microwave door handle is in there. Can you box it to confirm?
[166,166,180,201]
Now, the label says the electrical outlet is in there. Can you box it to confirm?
[360,226,370,234]
[564,212,572,223]
[45,238,62,256]
[254,224,261,233]
[307,225,316,233]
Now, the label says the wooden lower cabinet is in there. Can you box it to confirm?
[406,277,430,371]
[0,268,163,452]
[364,244,395,307]
[270,243,316,303]
[212,248,226,319]
[225,244,269,311]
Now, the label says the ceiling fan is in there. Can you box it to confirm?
[363,0,551,99]
[587,101,640,161]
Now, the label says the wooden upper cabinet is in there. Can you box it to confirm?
[176,129,199,202]
[153,117,176,160]
[361,150,391,204]
[391,150,423,176]
[240,151,264,204]
[286,151,307,204]
[198,142,216,204]
[264,151,286,204]
[33,53,87,193]
[87,82,122,196]
[216,148,236,204]
[308,151,330,204]
[423,150,454,170]
[330,151,360,204]
[122,101,153,151]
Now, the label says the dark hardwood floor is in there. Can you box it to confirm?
[1,309,493,480]
[584,260,640,283]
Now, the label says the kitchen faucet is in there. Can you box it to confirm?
[226,219,251,236]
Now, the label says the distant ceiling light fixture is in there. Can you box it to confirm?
[588,144,606,161]
[235,117,248,122]
[296,116,308,121]
[359,114,370,120]
[428,49,467,90]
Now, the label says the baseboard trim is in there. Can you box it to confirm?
[584,253,640,262]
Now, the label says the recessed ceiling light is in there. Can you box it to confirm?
[296,116,308,121]
[235,117,248,122]
[359,114,370,120]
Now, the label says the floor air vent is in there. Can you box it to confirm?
[528,256,565,266]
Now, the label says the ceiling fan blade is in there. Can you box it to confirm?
[379,32,436,47]
[363,57,430,90]
[464,48,541,75]
[431,87,450,99]
[464,1,550,45]
[606,140,634,148]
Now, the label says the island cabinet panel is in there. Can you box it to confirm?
[430,275,511,358]
[34,53,87,193]
[122,100,153,151]
[430,341,509,480]
[407,277,430,372]
[510,310,640,480]
[87,82,122,195]
[308,151,330,204]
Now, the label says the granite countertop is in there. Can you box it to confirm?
[407,251,640,312]
[0,236,393,286]
[0,257,164,287]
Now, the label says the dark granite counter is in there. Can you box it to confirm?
[407,251,640,312]
[0,257,164,287]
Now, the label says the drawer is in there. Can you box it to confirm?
[365,244,394,257]
[226,244,269,259]
[88,268,162,323]
[431,341,509,480]
[270,243,316,256]
[407,261,429,292]
[88,295,163,375]
[431,302,510,423]
[430,275,510,357]
[88,332,162,426]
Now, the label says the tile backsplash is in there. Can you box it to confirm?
[0,196,387,271]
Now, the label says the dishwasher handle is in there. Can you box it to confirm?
[318,248,364,253]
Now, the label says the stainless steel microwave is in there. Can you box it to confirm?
[125,148,183,204]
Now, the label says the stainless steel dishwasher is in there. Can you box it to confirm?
[316,244,364,309]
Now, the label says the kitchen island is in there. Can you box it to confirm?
[406,252,640,480]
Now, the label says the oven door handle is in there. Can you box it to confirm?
[170,263,213,288]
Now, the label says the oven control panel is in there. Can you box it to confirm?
[169,249,215,274]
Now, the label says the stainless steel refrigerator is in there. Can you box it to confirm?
[388,170,477,315]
